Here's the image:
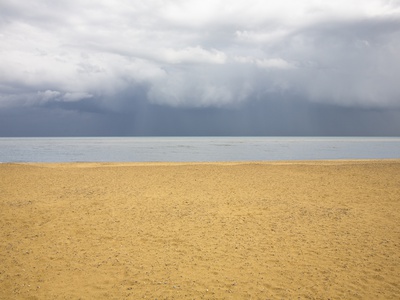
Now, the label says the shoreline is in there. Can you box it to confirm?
[3,157,400,165]
[1,160,399,299]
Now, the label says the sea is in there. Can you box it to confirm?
[0,137,399,163]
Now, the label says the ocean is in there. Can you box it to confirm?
[0,137,399,163]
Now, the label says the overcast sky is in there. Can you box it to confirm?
[1,0,400,136]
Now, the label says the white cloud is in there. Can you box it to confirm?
[36,90,92,103]
[159,47,226,64]
[256,58,295,70]
[235,56,295,70]
[38,90,61,102]
[0,0,399,110]
[62,92,93,102]
[235,29,290,44]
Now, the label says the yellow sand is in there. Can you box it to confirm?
[0,160,399,299]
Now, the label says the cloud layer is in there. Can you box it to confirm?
[1,0,400,135]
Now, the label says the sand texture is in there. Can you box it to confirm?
[0,160,399,299]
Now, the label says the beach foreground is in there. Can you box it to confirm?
[1,160,399,299]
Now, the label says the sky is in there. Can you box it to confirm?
[1,0,400,136]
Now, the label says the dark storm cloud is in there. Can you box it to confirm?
[0,0,400,136]
[2,93,399,137]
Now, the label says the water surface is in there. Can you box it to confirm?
[0,137,399,162]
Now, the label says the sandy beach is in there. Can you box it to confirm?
[0,160,399,299]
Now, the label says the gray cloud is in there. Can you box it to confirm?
[0,0,400,136]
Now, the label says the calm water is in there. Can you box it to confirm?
[0,137,399,163]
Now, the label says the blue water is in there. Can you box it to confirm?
[0,137,399,162]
